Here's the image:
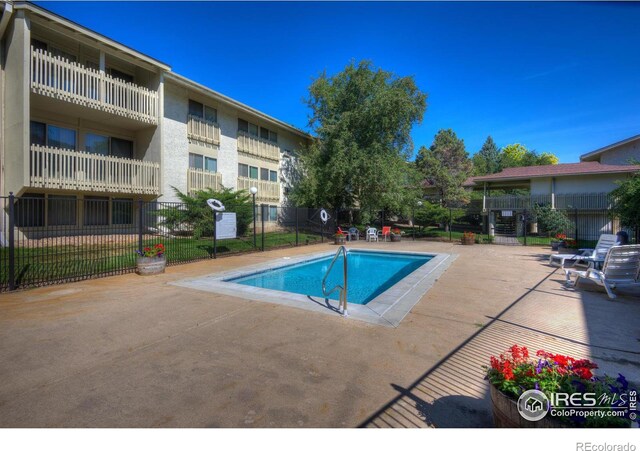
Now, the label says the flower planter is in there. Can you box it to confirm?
[136,255,166,276]
[390,234,402,242]
[461,236,475,245]
[551,241,565,251]
[489,384,564,428]
[334,235,346,245]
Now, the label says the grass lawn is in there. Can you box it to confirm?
[1,231,322,290]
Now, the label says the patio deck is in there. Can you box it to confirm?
[0,241,638,427]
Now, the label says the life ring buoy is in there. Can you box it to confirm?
[207,198,225,212]
[320,209,329,224]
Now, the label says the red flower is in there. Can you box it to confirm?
[502,361,515,380]
[574,367,594,379]
[144,247,151,252]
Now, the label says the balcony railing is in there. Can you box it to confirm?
[30,47,159,124]
[484,193,612,211]
[187,168,223,195]
[237,176,280,202]
[29,145,160,195]
[237,132,280,161]
[187,115,220,146]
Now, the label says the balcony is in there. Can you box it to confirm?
[483,193,612,211]
[187,168,223,195]
[187,115,220,146]
[29,145,160,195]
[237,132,280,161]
[237,176,280,203]
[30,47,159,125]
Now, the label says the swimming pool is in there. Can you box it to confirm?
[171,248,455,327]
[228,250,433,305]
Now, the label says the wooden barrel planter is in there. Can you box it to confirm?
[490,384,564,428]
[390,234,402,242]
[136,256,166,276]
[334,235,346,245]
[461,235,475,245]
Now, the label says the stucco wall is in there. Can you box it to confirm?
[598,141,640,165]
[529,173,632,195]
[161,82,190,202]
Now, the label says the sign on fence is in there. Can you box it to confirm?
[215,212,237,239]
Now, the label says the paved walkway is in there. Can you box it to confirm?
[493,235,522,246]
[0,241,638,427]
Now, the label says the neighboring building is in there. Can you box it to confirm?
[0,1,311,234]
[580,134,640,165]
[462,159,640,239]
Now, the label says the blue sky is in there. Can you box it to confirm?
[37,1,640,162]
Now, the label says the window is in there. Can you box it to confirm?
[269,170,278,182]
[269,131,278,143]
[189,100,204,118]
[248,123,258,137]
[14,194,45,227]
[85,133,109,156]
[84,196,109,226]
[47,125,76,150]
[238,119,248,133]
[31,39,48,52]
[260,168,269,181]
[110,138,133,159]
[190,154,217,172]
[30,122,77,150]
[238,163,249,177]
[108,68,133,83]
[48,195,77,226]
[30,121,46,146]
[112,198,133,225]
[190,100,217,122]
[189,153,204,169]
[249,166,258,179]
[260,127,269,140]
[269,206,278,222]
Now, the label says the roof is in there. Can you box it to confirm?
[166,72,312,140]
[464,161,640,187]
[15,1,171,71]
[580,134,640,162]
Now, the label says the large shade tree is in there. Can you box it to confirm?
[416,129,473,206]
[289,60,427,213]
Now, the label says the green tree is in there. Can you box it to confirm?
[416,129,472,206]
[533,204,572,237]
[611,170,640,232]
[472,135,501,175]
[501,143,560,168]
[413,201,450,232]
[157,187,253,239]
[289,60,427,212]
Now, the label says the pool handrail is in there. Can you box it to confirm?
[322,245,348,316]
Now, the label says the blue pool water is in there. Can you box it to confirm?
[228,250,433,305]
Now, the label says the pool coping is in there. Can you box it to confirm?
[169,248,457,328]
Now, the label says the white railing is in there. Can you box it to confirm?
[187,115,220,146]
[237,176,280,202]
[29,145,160,195]
[237,132,280,161]
[30,47,159,124]
[187,168,223,194]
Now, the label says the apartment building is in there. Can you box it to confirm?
[0,1,310,232]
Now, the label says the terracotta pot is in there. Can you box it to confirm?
[136,255,166,276]
[390,234,402,242]
[490,384,564,428]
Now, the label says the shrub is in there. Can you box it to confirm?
[157,187,253,239]
[533,204,572,237]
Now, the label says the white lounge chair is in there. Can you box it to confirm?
[564,245,640,299]
[366,227,378,242]
[549,234,618,269]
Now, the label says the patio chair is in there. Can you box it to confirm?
[379,226,391,242]
[366,227,378,242]
[348,227,360,241]
[564,245,640,299]
[549,234,618,269]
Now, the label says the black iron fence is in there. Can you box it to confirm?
[1,192,637,292]
[1,194,338,292]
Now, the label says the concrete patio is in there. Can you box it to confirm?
[0,240,638,427]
